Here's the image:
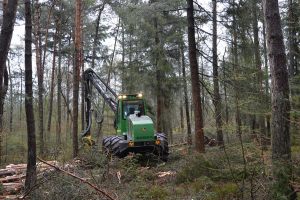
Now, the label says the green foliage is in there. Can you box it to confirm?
[118,155,140,182]
[133,185,169,200]
[175,155,217,184]
[190,176,214,193]
[212,182,239,200]
[271,160,294,200]
[175,148,252,185]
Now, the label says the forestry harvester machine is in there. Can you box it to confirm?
[81,68,169,161]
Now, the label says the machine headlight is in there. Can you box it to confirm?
[137,93,143,98]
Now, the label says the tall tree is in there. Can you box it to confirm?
[24,0,37,192]
[180,42,192,146]
[263,0,292,197]
[34,0,44,156]
[0,0,18,164]
[154,16,164,133]
[47,20,58,134]
[73,0,82,157]
[287,0,298,77]
[212,0,223,146]
[57,3,62,146]
[252,0,266,138]
[186,0,204,152]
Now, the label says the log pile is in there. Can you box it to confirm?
[0,161,59,199]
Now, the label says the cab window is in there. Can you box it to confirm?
[123,100,145,119]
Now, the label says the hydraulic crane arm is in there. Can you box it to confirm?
[81,68,118,138]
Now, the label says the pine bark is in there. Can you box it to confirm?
[287,0,298,77]
[232,1,242,137]
[212,0,223,146]
[8,59,12,132]
[47,24,58,134]
[186,0,204,152]
[264,0,291,159]
[73,0,82,157]
[0,0,18,164]
[252,0,266,138]
[262,12,271,136]
[34,0,44,156]
[263,0,292,197]
[24,0,37,191]
[181,43,192,146]
[154,17,164,133]
[57,11,62,146]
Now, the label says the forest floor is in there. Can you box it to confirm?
[1,137,300,200]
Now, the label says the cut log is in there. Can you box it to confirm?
[2,182,23,193]
[0,175,26,183]
[0,170,15,177]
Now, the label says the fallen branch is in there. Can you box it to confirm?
[37,157,116,200]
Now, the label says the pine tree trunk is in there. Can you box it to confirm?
[81,40,84,133]
[47,25,58,134]
[262,11,271,137]
[34,0,44,157]
[57,12,62,146]
[0,0,18,164]
[154,16,164,133]
[66,33,71,140]
[24,0,37,192]
[73,0,82,157]
[181,43,192,145]
[212,0,223,146]
[180,99,184,132]
[263,0,292,197]
[232,1,242,137]
[222,55,230,142]
[8,59,12,132]
[186,0,204,152]
[20,68,22,122]
[43,1,55,140]
[121,23,125,93]
[252,0,266,138]
[287,0,297,77]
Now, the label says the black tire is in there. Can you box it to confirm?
[102,136,113,153]
[155,133,169,161]
[102,136,126,158]
[111,136,122,155]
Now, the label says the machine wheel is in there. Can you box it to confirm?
[155,133,169,161]
[102,136,126,158]
[102,136,113,154]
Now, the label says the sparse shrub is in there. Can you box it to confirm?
[134,185,169,200]
[175,155,216,184]
[119,155,139,181]
[212,182,239,199]
[191,176,214,193]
